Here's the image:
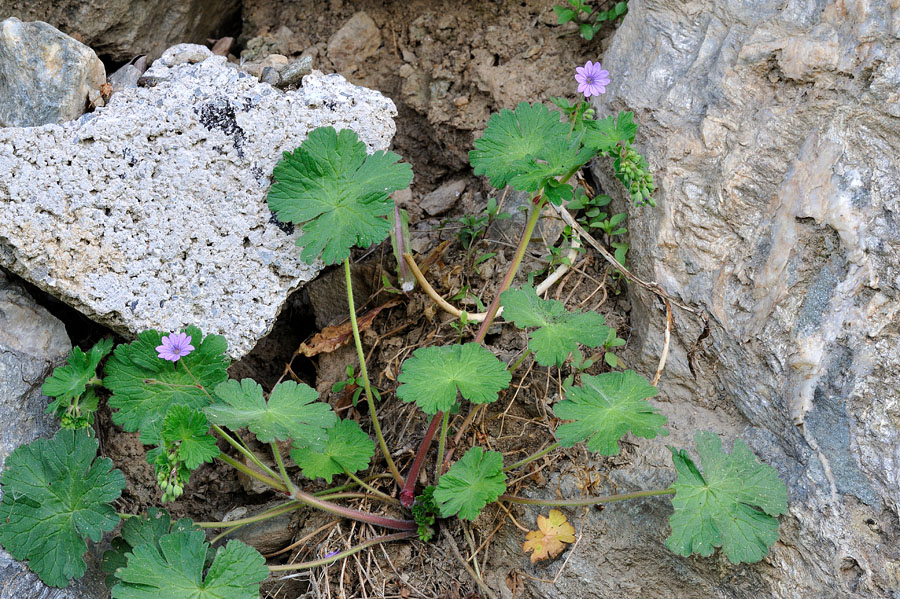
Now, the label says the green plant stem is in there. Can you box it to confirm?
[343,469,399,505]
[316,491,397,503]
[291,487,416,531]
[473,194,546,344]
[268,531,416,572]
[508,350,532,373]
[196,501,302,529]
[179,359,282,481]
[207,504,299,545]
[344,257,403,486]
[313,474,395,497]
[434,411,450,486]
[438,195,548,474]
[502,442,560,472]
[499,487,675,507]
[217,452,287,492]
[272,442,297,495]
[212,424,280,481]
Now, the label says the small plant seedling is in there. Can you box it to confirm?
[602,328,627,368]
[333,364,381,405]
[455,196,511,251]
[42,337,112,429]
[0,65,788,597]
[554,0,629,41]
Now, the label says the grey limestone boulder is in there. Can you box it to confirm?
[526,1,900,598]
[3,0,240,63]
[0,18,106,127]
[0,44,401,359]
[0,269,106,598]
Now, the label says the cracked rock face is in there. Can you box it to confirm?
[556,1,898,598]
[0,44,400,359]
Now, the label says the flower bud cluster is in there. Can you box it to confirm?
[615,145,656,207]
[153,446,188,503]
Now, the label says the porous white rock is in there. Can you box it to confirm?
[0,44,400,359]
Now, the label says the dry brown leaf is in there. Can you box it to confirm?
[298,297,401,357]
[522,509,576,563]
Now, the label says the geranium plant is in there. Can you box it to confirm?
[0,60,787,597]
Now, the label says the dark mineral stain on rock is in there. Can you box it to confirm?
[269,211,294,234]
[195,97,246,157]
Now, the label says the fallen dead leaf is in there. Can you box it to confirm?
[522,509,576,563]
[298,297,401,357]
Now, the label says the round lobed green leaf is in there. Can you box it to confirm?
[206,379,336,450]
[500,286,611,367]
[553,370,667,455]
[396,343,512,415]
[267,126,414,265]
[290,419,375,483]
[0,429,126,588]
[110,529,268,599]
[104,327,228,445]
[434,447,506,521]
[666,431,788,564]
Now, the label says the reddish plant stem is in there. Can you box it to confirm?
[292,487,416,531]
[399,410,442,507]
[401,195,546,504]
[440,194,546,470]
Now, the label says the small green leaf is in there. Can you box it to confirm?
[554,371,667,454]
[290,419,374,483]
[104,327,228,445]
[604,352,619,368]
[206,379,336,449]
[500,286,610,367]
[102,508,196,590]
[615,1,628,16]
[579,23,595,39]
[267,126,413,265]
[161,406,219,470]
[42,338,112,401]
[583,111,637,152]
[396,344,512,415]
[111,530,268,599]
[434,447,506,520]
[412,486,439,542]
[553,6,576,23]
[666,431,788,564]
[0,429,125,587]
[469,103,571,190]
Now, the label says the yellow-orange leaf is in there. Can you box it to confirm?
[522,509,575,563]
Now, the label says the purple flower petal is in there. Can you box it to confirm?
[157,332,195,362]
[574,60,611,98]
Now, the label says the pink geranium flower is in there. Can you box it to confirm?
[156,332,195,362]
[575,61,611,97]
